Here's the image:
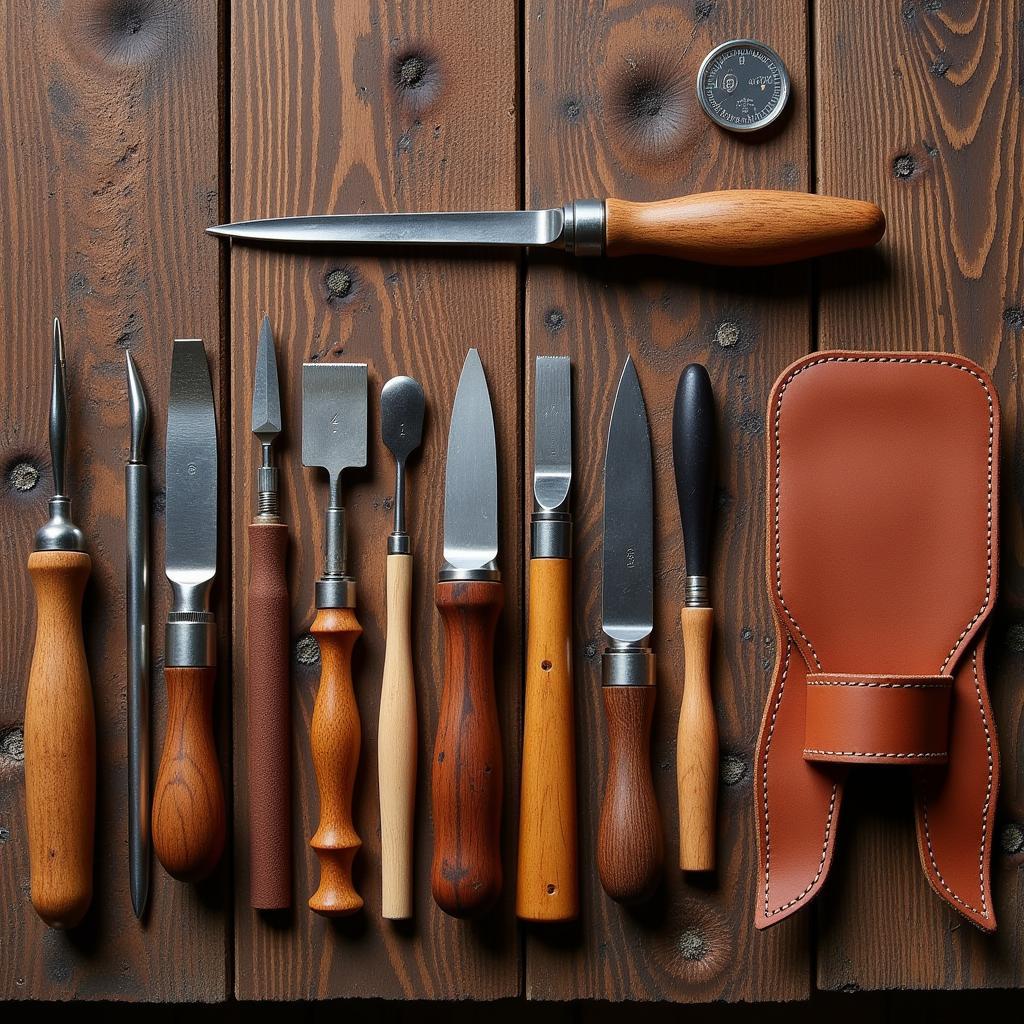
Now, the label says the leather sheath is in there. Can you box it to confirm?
[754,352,1000,931]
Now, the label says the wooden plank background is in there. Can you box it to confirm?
[1,0,1021,1005]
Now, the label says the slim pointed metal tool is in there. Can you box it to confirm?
[517,356,577,922]
[24,318,95,928]
[247,315,291,909]
[152,339,225,882]
[432,349,504,918]
[379,375,425,920]
[598,356,663,904]
[125,351,150,918]
[302,361,368,916]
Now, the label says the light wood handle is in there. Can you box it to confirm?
[152,665,225,881]
[25,550,95,928]
[604,190,885,265]
[308,606,363,916]
[516,557,577,922]
[379,553,416,920]
[677,606,717,872]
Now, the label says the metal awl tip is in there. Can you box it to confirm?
[126,351,149,465]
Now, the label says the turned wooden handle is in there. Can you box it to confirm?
[516,557,577,922]
[153,665,225,881]
[308,606,363,916]
[379,553,416,920]
[25,550,95,928]
[604,190,885,265]
[598,685,663,904]
[246,521,291,909]
[677,606,717,871]
[431,579,504,918]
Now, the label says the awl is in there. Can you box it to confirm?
[207,190,885,266]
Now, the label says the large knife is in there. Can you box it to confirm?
[598,356,663,904]
[207,189,885,267]
[431,349,504,918]
[152,339,225,882]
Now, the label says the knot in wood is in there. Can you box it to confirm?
[9,462,39,492]
[0,727,24,763]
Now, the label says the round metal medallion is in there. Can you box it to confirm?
[696,39,790,133]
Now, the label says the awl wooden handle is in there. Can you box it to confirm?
[604,190,885,265]
[516,557,577,922]
[432,579,503,917]
[25,550,95,928]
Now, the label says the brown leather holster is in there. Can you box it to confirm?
[754,352,1000,931]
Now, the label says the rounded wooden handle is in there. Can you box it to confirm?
[604,190,885,265]
[598,685,663,904]
[516,557,577,922]
[379,553,416,920]
[25,550,95,928]
[246,521,291,909]
[431,579,504,918]
[153,665,225,881]
[308,606,363,916]
[677,606,717,872]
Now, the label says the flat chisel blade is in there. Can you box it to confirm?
[533,356,571,514]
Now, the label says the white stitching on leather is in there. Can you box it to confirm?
[807,680,949,689]
[804,749,947,759]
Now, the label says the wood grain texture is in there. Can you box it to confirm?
[813,0,1024,991]
[228,0,522,999]
[0,0,227,1001]
[524,0,812,1002]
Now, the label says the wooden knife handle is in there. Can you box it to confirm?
[677,606,717,872]
[308,606,363,916]
[25,550,95,928]
[604,190,885,265]
[246,521,291,909]
[516,557,577,922]
[598,683,663,904]
[379,552,416,920]
[432,579,504,917]
[153,664,225,881]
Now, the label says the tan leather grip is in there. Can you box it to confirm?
[246,521,291,909]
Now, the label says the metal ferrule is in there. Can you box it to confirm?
[166,568,216,669]
[256,464,279,520]
[561,199,605,257]
[388,532,410,556]
[438,560,501,583]
[531,511,572,559]
[35,495,86,552]
[317,504,356,608]
[684,574,710,608]
[602,640,656,687]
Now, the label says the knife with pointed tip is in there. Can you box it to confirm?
[152,338,225,882]
[598,356,663,904]
[431,349,504,918]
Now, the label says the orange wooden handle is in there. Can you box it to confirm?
[604,190,885,265]
[431,579,504,917]
[516,557,577,922]
[677,606,717,871]
[152,664,225,881]
[598,685,663,904]
[25,550,95,928]
[308,606,363,916]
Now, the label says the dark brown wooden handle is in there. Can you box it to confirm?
[308,606,363,916]
[25,550,95,928]
[431,579,504,917]
[152,665,225,882]
[598,685,663,904]
[604,190,885,265]
[246,521,291,909]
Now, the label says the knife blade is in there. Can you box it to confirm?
[152,338,225,882]
[597,356,663,904]
[432,349,504,918]
[207,190,886,266]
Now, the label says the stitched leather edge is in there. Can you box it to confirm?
[804,749,947,759]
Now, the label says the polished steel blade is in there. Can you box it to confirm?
[166,339,217,586]
[602,357,654,645]
[301,363,368,495]
[251,314,281,443]
[208,208,564,247]
[533,356,571,514]
[442,349,498,573]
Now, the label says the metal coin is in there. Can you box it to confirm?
[696,39,790,133]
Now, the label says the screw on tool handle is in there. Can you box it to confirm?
[673,364,716,581]
[246,521,291,909]
[24,550,95,928]
[308,606,363,916]
[603,190,885,265]
[516,556,577,922]
[152,665,225,881]
[431,579,504,918]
